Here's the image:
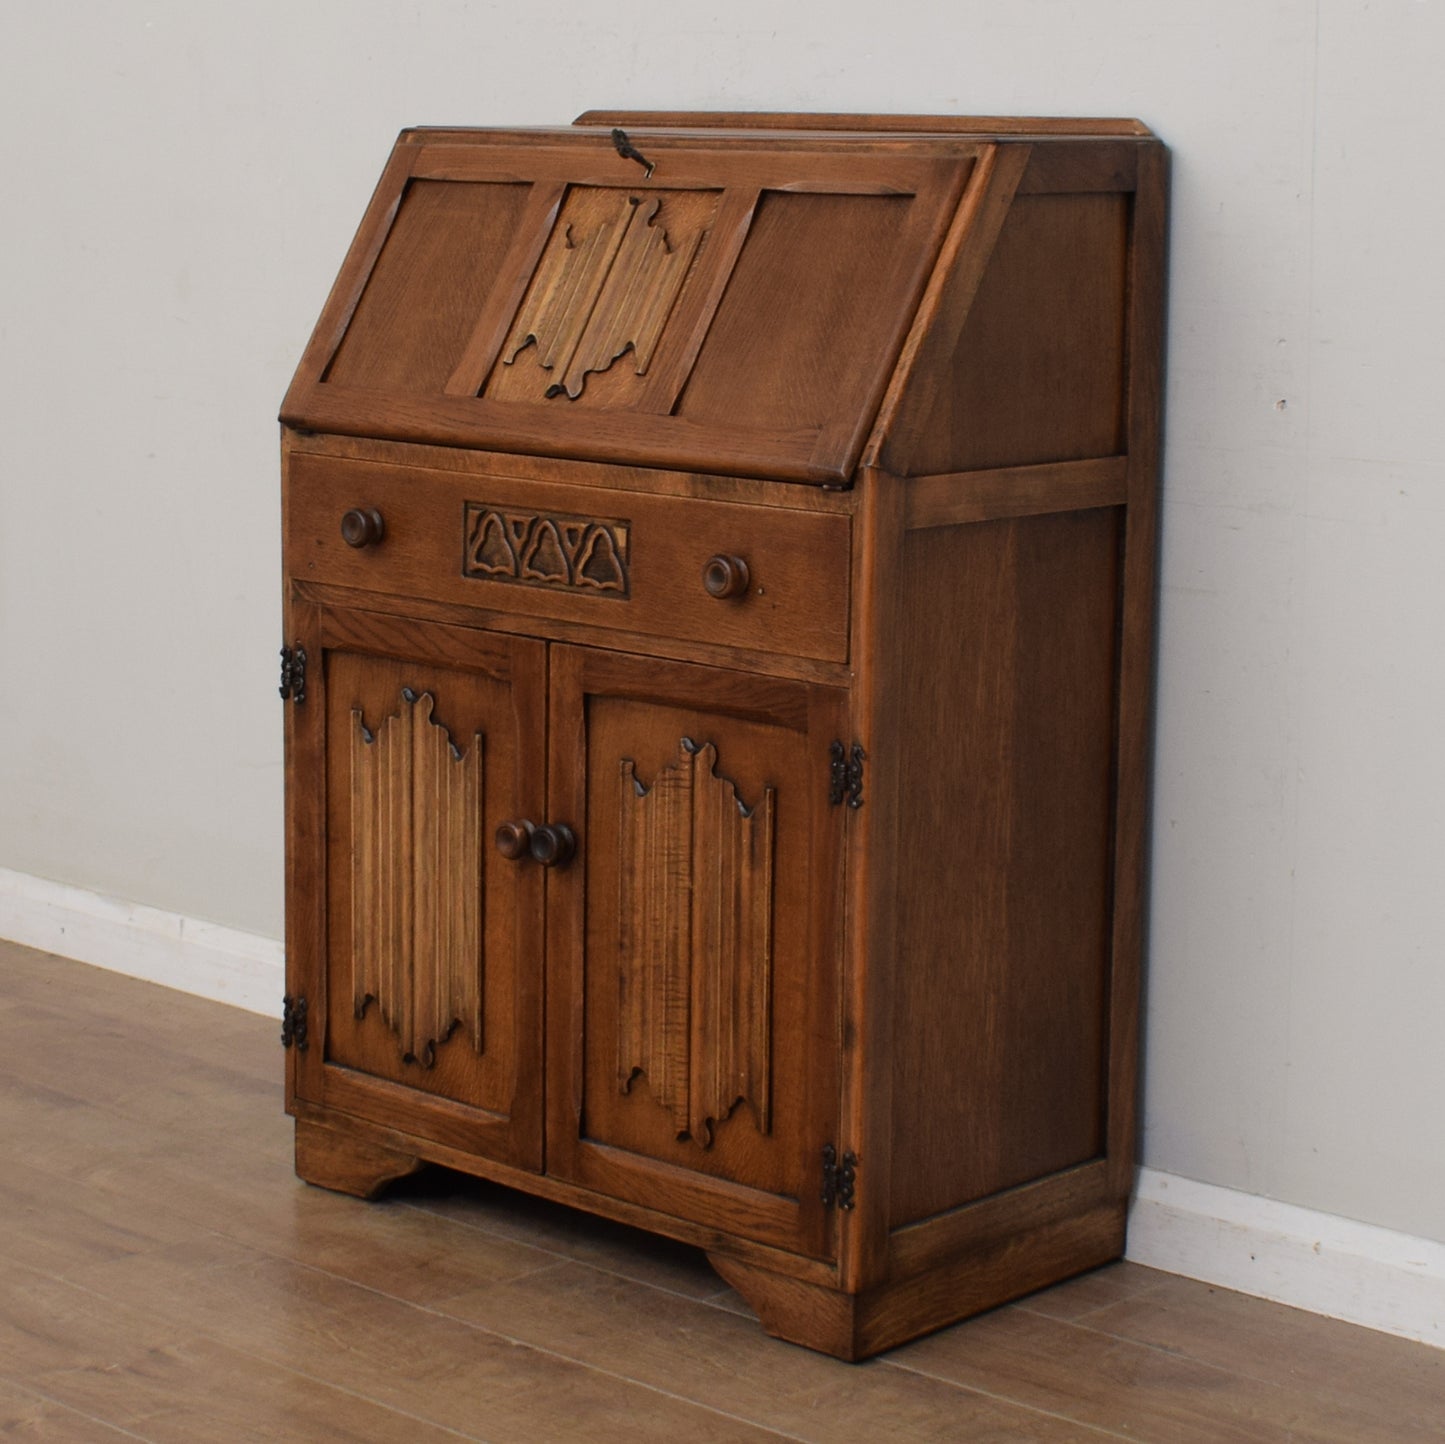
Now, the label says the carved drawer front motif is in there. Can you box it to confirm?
[463,502,630,597]
[617,737,775,1148]
[351,688,484,1067]
[489,187,717,405]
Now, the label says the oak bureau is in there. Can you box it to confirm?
[279,111,1167,1358]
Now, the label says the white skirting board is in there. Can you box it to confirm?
[1127,1167,1444,1348]
[1,866,1441,1349]
[0,866,282,1017]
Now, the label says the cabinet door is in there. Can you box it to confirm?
[545,647,846,1259]
[286,601,546,1170]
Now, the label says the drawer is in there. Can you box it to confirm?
[284,455,851,663]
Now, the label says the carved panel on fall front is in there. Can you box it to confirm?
[486,187,717,406]
[463,502,630,597]
[617,737,775,1147]
[351,688,484,1067]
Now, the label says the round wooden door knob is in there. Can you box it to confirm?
[529,823,576,868]
[494,819,535,860]
[702,553,750,599]
[340,507,386,548]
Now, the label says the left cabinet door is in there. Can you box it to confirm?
[285,601,548,1171]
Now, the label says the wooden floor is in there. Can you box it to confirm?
[2,940,1441,1442]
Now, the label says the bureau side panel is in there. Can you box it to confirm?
[880,184,1130,478]
[887,506,1123,1230]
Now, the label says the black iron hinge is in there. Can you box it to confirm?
[279,644,307,704]
[281,994,309,1051]
[821,1143,858,1211]
[828,741,866,809]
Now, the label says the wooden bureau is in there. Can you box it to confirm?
[279,111,1166,1359]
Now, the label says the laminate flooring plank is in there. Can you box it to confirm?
[891,1305,1432,1444]
[0,1077,569,1314]
[435,1257,1123,1442]
[1,1267,480,1443]
[1,1140,552,1314]
[63,1238,794,1443]
[0,1378,144,1442]
[0,941,271,1068]
[0,988,277,1122]
[1065,1273,1445,1435]
[0,1160,209,1279]
[1012,1260,1173,1321]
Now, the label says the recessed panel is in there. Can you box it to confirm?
[675,191,914,432]
[324,179,529,392]
[888,507,1123,1228]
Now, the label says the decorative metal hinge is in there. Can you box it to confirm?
[279,644,307,704]
[281,994,309,1051]
[828,741,866,809]
[822,1143,858,1211]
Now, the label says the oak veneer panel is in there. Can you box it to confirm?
[888,508,1123,1229]
[295,608,547,1171]
[349,689,484,1069]
[616,738,776,1144]
[325,179,530,392]
[896,191,1129,476]
[1106,139,1169,1203]
[285,451,852,663]
[324,647,527,1112]
[546,647,847,1261]
[485,186,719,410]
[675,190,917,434]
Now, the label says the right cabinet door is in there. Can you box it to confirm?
[545,646,847,1260]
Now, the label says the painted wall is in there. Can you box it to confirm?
[2,2,1441,1245]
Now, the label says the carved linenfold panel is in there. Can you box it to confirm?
[351,688,484,1067]
[490,187,715,403]
[463,502,630,596]
[617,738,775,1148]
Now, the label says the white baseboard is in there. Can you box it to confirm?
[1128,1166,1445,1349]
[0,866,282,1017]
[2,868,1441,1349]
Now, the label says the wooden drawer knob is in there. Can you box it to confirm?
[702,554,750,599]
[340,507,386,548]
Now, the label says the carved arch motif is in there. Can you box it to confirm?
[463,502,630,596]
